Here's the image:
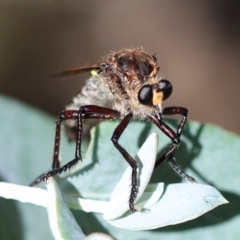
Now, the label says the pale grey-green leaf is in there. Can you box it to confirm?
[107,183,228,230]
[1,95,240,240]
[46,177,85,240]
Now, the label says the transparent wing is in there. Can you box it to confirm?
[50,64,101,77]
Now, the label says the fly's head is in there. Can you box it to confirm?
[100,48,172,107]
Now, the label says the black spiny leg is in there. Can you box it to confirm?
[30,110,81,186]
[30,105,121,186]
[111,113,139,212]
[148,107,196,183]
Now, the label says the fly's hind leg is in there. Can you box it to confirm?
[30,105,120,186]
[30,110,80,186]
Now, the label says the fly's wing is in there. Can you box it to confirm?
[50,64,101,78]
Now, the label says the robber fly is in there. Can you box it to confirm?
[31,48,195,212]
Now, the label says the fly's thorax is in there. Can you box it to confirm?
[101,48,160,102]
[106,48,159,81]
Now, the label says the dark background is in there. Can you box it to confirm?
[1,0,240,134]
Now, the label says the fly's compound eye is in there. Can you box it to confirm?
[138,85,153,106]
[159,79,172,100]
[138,79,173,106]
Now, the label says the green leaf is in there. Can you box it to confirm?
[0,180,86,240]
[107,183,228,230]
[46,178,85,240]
[0,133,227,232]
[0,95,240,240]
[0,182,51,208]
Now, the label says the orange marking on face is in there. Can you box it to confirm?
[152,91,163,105]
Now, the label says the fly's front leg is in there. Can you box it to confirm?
[148,107,196,183]
[163,107,188,138]
[111,113,139,212]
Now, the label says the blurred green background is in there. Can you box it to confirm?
[0,0,240,135]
